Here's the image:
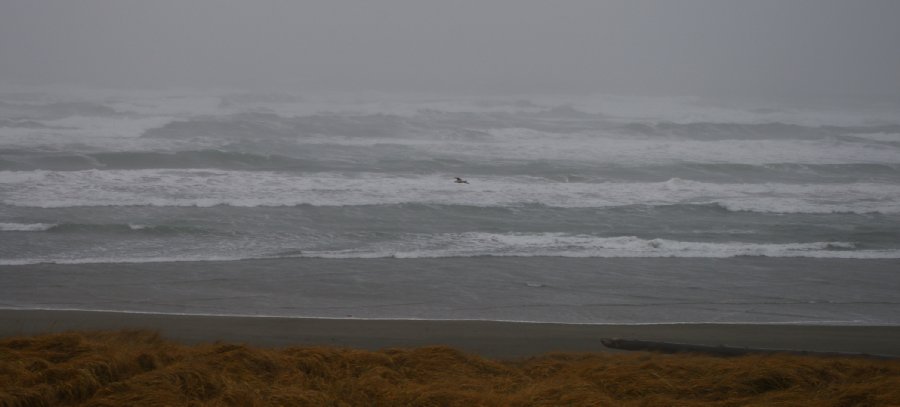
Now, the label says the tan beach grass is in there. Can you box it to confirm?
[2,330,899,406]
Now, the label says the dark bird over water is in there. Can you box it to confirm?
[455,177,469,184]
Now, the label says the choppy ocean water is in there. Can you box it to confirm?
[1,89,899,323]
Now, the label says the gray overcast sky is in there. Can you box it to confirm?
[1,0,899,99]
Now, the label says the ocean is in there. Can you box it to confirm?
[1,89,899,324]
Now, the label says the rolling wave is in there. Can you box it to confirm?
[619,121,900,140]
[2,169,898,214]
[142,111,900,141]
[0,222,55,232]
[287,233,896,259]
[0,100,119,120]
[2,150,899,185]
[132,113,900,165]
[0,222,205,234]
[3,233,897,266]
[4,202,895,248]
[3,91,899,267]
[0,150,307,171]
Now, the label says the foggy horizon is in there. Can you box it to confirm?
[2,0,900,102]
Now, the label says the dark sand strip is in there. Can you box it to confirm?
[601,338,897,359]
[2,309,900,359]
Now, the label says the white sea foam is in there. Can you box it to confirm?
[2,169,898,214]
[3,233,895,265]
[0,115,180,152]
[308,233,897,259]
[293,129,900,165]
[569,94,900,126]
[479,129,900,164]
[4,93,898,166]
[0,222,56,232]
[848,133,900,143]
[0,254,253,266]
[107,95,224,117]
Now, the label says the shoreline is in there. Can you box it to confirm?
[4,257,900,326]
[7,306,896,326]
[3,309,900,359]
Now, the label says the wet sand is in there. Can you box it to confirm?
[2,309,899,359]
[4,258,900,326]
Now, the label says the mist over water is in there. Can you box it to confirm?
[1,89,899,266]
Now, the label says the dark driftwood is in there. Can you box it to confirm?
[600,338,896,360]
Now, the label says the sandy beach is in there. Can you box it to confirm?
[2,309,899,359]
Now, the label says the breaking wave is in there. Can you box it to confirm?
[0,222,204,234]
[0,222,55,232]
[3,169,899,214]
[292,233,895,259]
[3,150,899,185]
[3,233,897,265]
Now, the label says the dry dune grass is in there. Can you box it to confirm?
[1,330,899,406]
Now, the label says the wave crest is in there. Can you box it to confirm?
[297,233,881,259]
[0,222,56,232]
[2,170,898,214]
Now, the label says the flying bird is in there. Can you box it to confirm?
[454,177,469,184]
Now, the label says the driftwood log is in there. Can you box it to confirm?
[600,338,895,360]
